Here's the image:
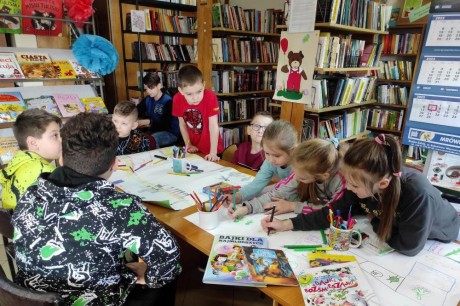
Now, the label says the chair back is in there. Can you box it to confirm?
[221,144,238,163]
[0,265,62,306]
[0,208,14,239]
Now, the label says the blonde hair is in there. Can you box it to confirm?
[261,120,298,153]
[291,139,346,204]
[113,101,138,120]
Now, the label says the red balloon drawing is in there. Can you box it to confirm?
[280,38,288,54]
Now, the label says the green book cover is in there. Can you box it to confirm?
[0,0,21,34]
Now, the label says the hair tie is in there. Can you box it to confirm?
[393,171,402,177]
[327,138,339,149]
[375,134,385,145]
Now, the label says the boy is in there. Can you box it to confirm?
[0,109,61,209]
[172,65,223,161]
[112,100,156,155]
[137,72,182,148]
[232,111,273,171]
[13,113,181,306]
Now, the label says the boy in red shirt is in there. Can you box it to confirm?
[172,65,223,161]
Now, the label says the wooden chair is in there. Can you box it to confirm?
[0,265,61,306]
[221,144,238,163]
[0,208,15,279]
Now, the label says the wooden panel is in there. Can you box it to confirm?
[197,0,212,88]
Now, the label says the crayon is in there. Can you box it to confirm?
[154,154,167,160]
[267,205,276,236]
[284,245,322,249]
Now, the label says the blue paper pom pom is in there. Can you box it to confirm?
[72,34,119,76]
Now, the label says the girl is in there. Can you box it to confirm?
[229,138,346,218]
[233,120,298,203]
[262,134,460,256]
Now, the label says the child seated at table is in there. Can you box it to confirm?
[231,111,273,171]
[262,134,460,257]
[0,109,61,209]
[13,112,181,305]
[112,101,156,155]
[229,138,346,218]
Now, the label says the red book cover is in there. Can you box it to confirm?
[22,0,63,36]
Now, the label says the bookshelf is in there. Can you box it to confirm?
[118,0,197,101]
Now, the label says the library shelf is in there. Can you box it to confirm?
[219,119,252,126]
[339,130,371,143]
[315,67,379,73]
[366,126,403,134]
[122,30,197,38]
[314,23,389,35]
[304,100,376,113]
[371,103,407,109]
[216,90,274,97]
[375,79,412,85]
[120,0,196,12]
[212,62,277,66]
[211,28,281,37]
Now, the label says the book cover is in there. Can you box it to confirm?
[299,261,379,305]
[0,127,19,165]
[308,253,356,268]
[16,52,57,79]
[0,0,21,33]
[53,93,84,117]
[130,9,146,32]
[0,91,26,122]
[69,60,99,79]
[0,52,25,79]
[242,246,299,286]
[51,60,77,79]
[21,0,63,36]
[203,235,268,287]
[24,95,61,117]
[81,97,108,114]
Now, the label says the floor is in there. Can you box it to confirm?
[0,238,273,306]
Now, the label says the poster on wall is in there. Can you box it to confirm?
[273,31,319,105]
[402,13,460,155]
[424,150,460,192]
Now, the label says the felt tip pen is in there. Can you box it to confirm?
[168,172,190,177]
[154,155,168,160]
[284,245,322,249]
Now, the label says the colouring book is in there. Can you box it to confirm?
[0,52,25,79]
[24,95,61,117]
[53,93,84,117]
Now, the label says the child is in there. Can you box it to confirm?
[137,72,182,148]
[231,111,273,171]
[234,120,298,203]
[229,138,346,218]
[112,100,156,155]
[13,113,181,306]
[0,109,61,209]
[172,65,223,161]
[262,134,460,257]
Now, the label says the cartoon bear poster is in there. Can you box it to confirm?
[273,31,319,105]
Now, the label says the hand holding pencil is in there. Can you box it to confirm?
[227,204,249,219]
[261,216,294,234]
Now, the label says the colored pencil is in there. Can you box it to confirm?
[284,245,322,249]
[267,205,276,236]
[168,172,190,177]
[320,229,327,244]
[154,154,167,160]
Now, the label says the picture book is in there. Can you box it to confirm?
[241,246,299,286]
[81,97,108,114]
[22,0,63,36]
[0,52,25,79]
[0,0,21,34]
[16,52,57,79]
[203,235,268,287]
[51,60,77,79]
[69,61,99,79]
[0,128,18,165]
[53,93,84,117]
[299,261,379,306]
[308,253,357,268]
[24,95,61,117]
[0,91,26,122]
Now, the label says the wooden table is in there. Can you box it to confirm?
[144,159,304,306]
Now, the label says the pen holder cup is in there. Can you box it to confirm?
[198,210,219,230]
[328,224,362,251]
[172,158,192,173]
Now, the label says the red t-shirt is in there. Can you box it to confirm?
[231,141,265,171]
[172,89,224,154]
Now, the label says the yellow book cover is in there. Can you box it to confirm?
[308,252,356,267]
[80,97,108,114]
[15,52,57,79]
[51,60,77,79]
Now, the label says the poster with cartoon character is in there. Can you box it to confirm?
[273,31,319,106]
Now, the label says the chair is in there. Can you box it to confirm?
[221,144,238,163]
[0,208,15,279]
[0,265,61,306]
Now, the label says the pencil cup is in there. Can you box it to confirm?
[328,224,362,251]
[198,210,219,230]
[172,158,191,173]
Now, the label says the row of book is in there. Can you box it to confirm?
[219,126,247,148]
[210,37,279,64]
[211,70,276,94]
[375,60,415,81]
[126,9,196,34]
[0,92,108,123]
[381,32,422,55]
[131,42,194,62]
[218,97,270,123]
[316,33,383,69]
[163,0,196,5]
[316,0,392,31]
[136,65,181,90]
[376,84,409,106]
[211,3,283,33]
[311,76,376,109]
[0,52,99,80]
[367,108,405,131]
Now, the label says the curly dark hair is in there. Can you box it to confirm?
[60,113,118,176]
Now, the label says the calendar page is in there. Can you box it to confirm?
[426,15,460,47]
[416,56,460,88]
[409,94,460,127]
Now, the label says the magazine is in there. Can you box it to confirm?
[0,52,25,79]
[203,235,268,287]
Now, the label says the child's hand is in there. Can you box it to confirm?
[187,145,199,153]
[263,198,296,215]
[205,153,220,162]
[227,204,249,219]
[126,261,147,284]
[261,216,293,234]
[221,190,242,205]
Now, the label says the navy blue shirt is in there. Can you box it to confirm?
[138,93,181,138]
